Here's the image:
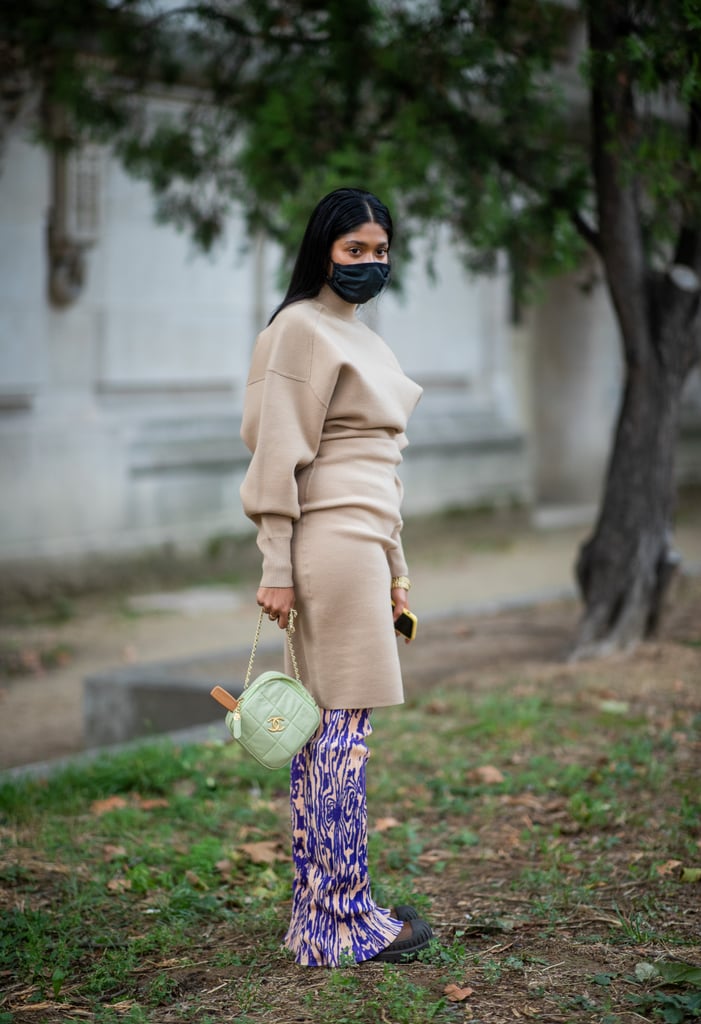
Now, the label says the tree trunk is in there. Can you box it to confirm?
[573,365,682,657]
[575,2,701,658]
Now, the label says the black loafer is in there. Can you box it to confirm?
[391,904,419,921]
[370,917,433,963]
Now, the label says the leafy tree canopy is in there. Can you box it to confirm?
[3,0,699,289]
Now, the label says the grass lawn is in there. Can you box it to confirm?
[1,593,700,1023]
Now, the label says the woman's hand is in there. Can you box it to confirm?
[257,586,296,630]
[391,586,411,643]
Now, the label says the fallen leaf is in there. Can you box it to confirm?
[656,961,701,985]
[417,849,452,866]
[238,841,288,865]
[680,866,701,883]
[635,962,659,983]
[374,817,402,832]
[249,866,283,896]
[655,859,682,877]
[598,699,630,714]
[215,859,232,879]
[425,699,451,715]
[444,983,474,1002]
[471,765,505,784]
[654,958,699,983]
[137,798,169,811]
[107,877,132,892]
[544,798,568,812]
[185,869,206,889]
[500,794,543,810]
[102,844,127,862]
[91,796,128,816]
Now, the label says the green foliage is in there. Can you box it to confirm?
[3,0,700,292]
[627,960,701,1023]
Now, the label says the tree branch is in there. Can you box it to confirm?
[588,1,650,367]
[569,209,601,255]
[494,149,599,255]
[673,102,701,276]
[140,3,328,47]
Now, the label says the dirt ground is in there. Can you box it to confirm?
[2,578,700,1023]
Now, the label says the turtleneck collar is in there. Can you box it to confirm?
[315,283,358,321]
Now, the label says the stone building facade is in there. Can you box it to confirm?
[1,123,699,570]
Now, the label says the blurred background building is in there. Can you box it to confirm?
[1,122,700,570]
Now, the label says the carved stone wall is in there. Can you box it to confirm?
[1,124,698,569]
[0,130,528,565]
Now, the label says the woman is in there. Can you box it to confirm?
[240,187,432,967]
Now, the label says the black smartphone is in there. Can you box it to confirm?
[392,602,418,641]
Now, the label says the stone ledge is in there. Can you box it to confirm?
[83,642,279,747]
[1,721,232,781]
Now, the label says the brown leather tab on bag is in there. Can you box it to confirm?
[210,685,238,712]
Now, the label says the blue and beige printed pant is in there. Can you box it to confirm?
[283,708,404,966]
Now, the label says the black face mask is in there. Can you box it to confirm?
[327,261,390,304]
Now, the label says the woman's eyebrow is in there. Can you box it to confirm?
[343,238,388,246]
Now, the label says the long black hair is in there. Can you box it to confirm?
[269,187,393,323]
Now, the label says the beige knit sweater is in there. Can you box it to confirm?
[240,285,423,587]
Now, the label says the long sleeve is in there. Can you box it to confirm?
[385,430,410,577]
[388,524,409,578]
[239,307,339,586]
[387,470,409,578]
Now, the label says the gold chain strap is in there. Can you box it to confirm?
[244,607,300,688]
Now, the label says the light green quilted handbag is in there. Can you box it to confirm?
[210,608,320,769]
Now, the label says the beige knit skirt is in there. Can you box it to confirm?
[286,434,405,709]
